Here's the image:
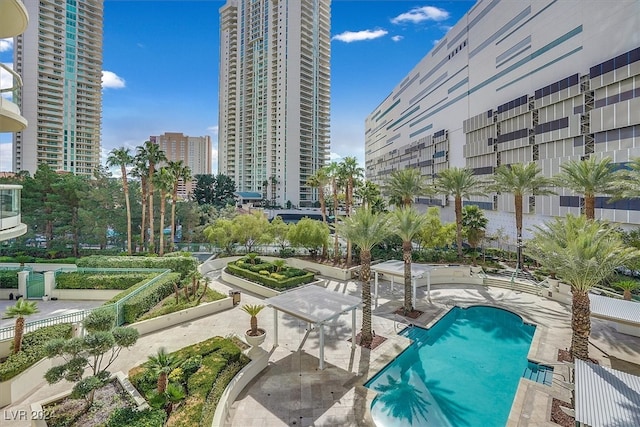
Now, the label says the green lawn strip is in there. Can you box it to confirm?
[0,324,73,381]
[128,337,249,426]
[56,272,159,290]
[137,288,226,322]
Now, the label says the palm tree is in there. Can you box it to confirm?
[553,156,616,220]
[106,147,134,255]
[147,347,175,394]
[435,167,486,259]
[154,167,174,256]
[336,208,392,347]
[612,157,640,201]
[383,168,429,208]
[138,141,167,253]
[306,168,329,223]
[614,279,639,301]
[241,304,265,336]
[461,205,488,266]
[356,180,381,210]
[340,156,364,216]
[526,215,638,360]
[392,207,429,314]
[167,160,191,251]
[326,162,342,262]
[488,163,555,269]
[131,156,149,251]
[4,298,39,354]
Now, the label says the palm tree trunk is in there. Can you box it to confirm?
[13,316,24,354]
[171,190,178,252]
[571,289,591,361]
[624,290,631,300]
[149,181,155,253]
[333,183,339,262]
[360,250,373,347]
[319,187,326,223]
[403,241,413,314]
[515,194,523,268]
[140,179,147,252]
[455,196,463,258]
[122,169,132,255]
[585,195,595,220]
[158,372,168,394]
[159,193,166,256]
[346,180,353,266]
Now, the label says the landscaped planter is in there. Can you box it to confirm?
[129,296,234,335]
[29,371,147,427]
[0,356,64,408]
[221,269,281,297]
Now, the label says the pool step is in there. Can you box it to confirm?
[522,361,553,385]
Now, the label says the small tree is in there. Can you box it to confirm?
[417,207,456,249]
[241,304,265,336]
[287,218,329,258]
[268,216,291,254]
[148,347,175,394]
[614,279,639,301]
[233,211,271,253]
[4,298,39,354]
[44,308,139,410]
[203,218,237,255]
[461,205,488,266]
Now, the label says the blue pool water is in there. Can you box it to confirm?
[365,306,537,427]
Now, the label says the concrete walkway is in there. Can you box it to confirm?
[2,271,640,427]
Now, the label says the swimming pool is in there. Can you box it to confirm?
[365,306,537,427]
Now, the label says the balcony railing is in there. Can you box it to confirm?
[0,185,27,241]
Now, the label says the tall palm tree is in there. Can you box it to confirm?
[356,180,381,210]
[392,207,429,314]
[340,157,363,266]
[336,208,392,347]
[106,147,134,255]
[326,162,342,262]
[553,156,616,220]
[154,167,174,256]
[167,160,191,251]
[306,168,329,223]
[131,156,149,251]
[383,168,429,208]
[488,163,555,269]
[147,347,175,394]
[138,141,167,253]
[435,167,486,259]
[4,298,39,354]
[526,215,638,360]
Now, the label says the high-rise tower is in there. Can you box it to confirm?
[218,0,331,207]
[13,0,103,176]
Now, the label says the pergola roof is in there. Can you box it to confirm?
[266,284,361,324]
[575,359,640,426]
[589,294,640,324]
[370,260,436,278]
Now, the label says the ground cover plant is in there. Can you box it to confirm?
[137,287,226,321]
[0,323,73,381]
[225,255,314,290]
[128,337,249,427]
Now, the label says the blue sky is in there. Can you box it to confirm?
[0,0,475,173]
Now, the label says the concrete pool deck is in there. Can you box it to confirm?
[2,273,639,426]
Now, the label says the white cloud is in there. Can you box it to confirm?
[207,125,218,136]
[329,152,343,161]
[332,29,388,43]
[391,35,404,42]
[0,142,12,171]
[391,6,450,24]
[211,146,218,174]
[101,71,126,89]
[0,38,13,52]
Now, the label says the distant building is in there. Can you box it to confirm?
[13,0,104,176]
[150,132,212,198]
[218,0,331,207]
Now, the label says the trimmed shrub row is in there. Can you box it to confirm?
[226,262,314,290]
[0,271,18,288]
[0,324,73,381]
[76,255,198,279]
[55,272,159,290]
[120,272,181,324]
[107,407,166,427]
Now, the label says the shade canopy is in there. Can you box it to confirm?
[370,260,436,278]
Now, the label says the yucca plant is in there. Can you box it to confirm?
[241,304,265,336]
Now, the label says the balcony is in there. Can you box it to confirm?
[0,185,27,242]
[0,0,29,38]
[0,64,27,132]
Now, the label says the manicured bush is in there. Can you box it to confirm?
[76,256,198,279]
[226,262,314,290]
[0,271,18,288]
[0,324,73,381]
[56,272,159,290]
[120,273,181,324]
[200,361,245,426]
[107,407,166,427]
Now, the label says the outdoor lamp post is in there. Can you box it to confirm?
[516,235,523,271]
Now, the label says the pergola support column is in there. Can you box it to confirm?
[319,324,325,370]
[351,308,356,349]
[273,309,279,347]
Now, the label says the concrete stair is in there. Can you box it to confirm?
[483,276,546,296]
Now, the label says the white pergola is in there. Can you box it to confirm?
[265,285,362,370]
[370,260,436,307]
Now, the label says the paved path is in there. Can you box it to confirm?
[2,272,640,427]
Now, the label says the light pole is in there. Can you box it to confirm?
[516,234,523,272]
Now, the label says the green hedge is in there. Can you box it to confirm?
[107,408,166,427]
[128,337,248,426]
[56,272,159,290]
[121,272,181,324]
[76,255,198,278]
[226,262,314,290]
[0,271,18,288]
[0,324,73,381]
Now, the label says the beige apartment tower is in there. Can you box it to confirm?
[218,0,331,207]
[13,0,103,176]
[150,132,212,198]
